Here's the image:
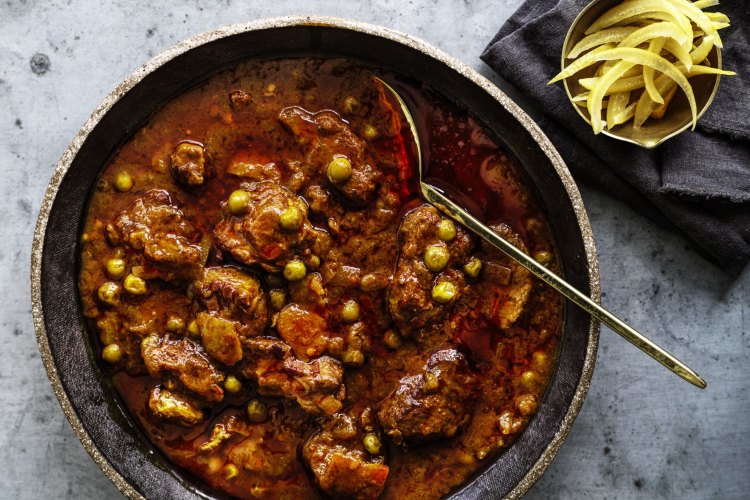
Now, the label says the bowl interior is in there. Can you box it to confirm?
[562,0,722,148]
[36,20,597,500]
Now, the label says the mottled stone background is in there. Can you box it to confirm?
[1,0,747,498]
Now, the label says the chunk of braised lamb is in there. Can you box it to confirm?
[170,141,209,188]
[196,312,243,366]
[226,159,282,183]
[228,89,251,109]
[475,223,533,330]
[198,420,233,454]
[303,411,389,500]
[194,412,303,481]
[396,204,474,263]
[228,423,300,479]
[340,322,371,367]
[276,303,330,361]
[105,189,205,282]
[378,348,478,444]
[141,333,224,402]
[193,266,268,337]
[278,106,382,205]
[239,337,344,416]
[148,386,204,426]
[213,181,319,270]
[287,272,327,309]
[388,205,473,336]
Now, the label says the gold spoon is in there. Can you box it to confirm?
[376,77,706,389]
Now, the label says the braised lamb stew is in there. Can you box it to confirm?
[78,58,562,499]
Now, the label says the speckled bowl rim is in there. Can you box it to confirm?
[31,16,600,500]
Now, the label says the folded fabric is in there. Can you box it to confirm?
[481,0,750,276]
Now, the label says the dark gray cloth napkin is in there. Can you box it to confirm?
[481,0,750,276]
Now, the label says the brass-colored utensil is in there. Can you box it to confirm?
[561,0,723,149]
[377,77,706,389]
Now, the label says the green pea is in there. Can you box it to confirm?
[341,300,360,322]
[521,370,538,390]
[423,371,440,392]
[308,255,321,269]
[105,258,126,280]
[327,156,352,184]
[532,351,550,370]
[224,375,242,394]
[437,219,456,241]
[463,257,483,278]
[383,329,401,349]
[102,344,123,363]
[424,245,450,272]
[97,282,121,306]
[533,250,553,264]
[283,260,307,281]
[223,463,239,480]
[123,274,147,295]
[362,124,378,141]
[359,273,380,292]
[187,319,200,338]
[166,316,185,333]
[269,289,287,311]
[343,96,360,114]
[246,398,267,422]
[431,281,456,304]
[363,433,382,455]
[114,172,133,192]
[343,350,365,365]
[228,189,250,216]
[279,206,303,231]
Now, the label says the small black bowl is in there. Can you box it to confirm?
[31,17,599,500]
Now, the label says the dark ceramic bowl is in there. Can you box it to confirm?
[31,17,599,500]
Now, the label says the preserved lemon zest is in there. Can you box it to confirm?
[618,21,689,48]
[612,101,637,127]
[589,60,635,133]
[580,62,735,94]
[664,38,693,70]
[551,47,698,129]
[679,64,735,77]
[650,84,679,119]
[663,0,722,47]
[644,38,667,103]
[580,74,645,93]
[618,11,684,28]
[556,0,734,132]
[585,0,691,38]
[622,65,644,78]
[705,12,729,24]
[574,98,610,110]
[567,27,637,59]
[692,0,718,8]
[690,35,714,65]
[634,74,676,127]
[607,91,631,129]
[571,92,589,102]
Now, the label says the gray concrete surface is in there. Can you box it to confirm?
[1,0,747,498]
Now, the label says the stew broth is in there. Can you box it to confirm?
[78,58,562,499]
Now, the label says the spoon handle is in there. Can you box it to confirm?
[422,183,706,389]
